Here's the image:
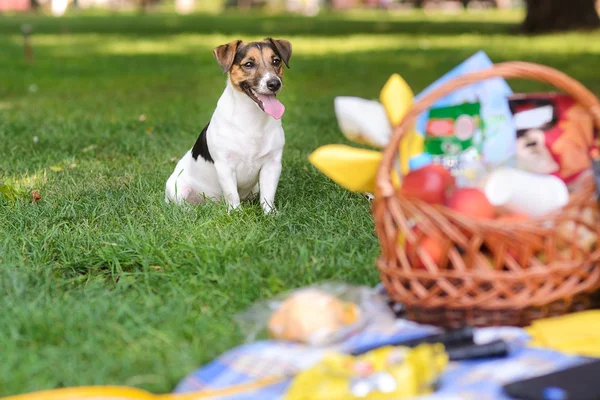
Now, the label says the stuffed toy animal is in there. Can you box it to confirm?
[508,93,597,185]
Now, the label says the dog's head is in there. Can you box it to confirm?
[213,38,292,120]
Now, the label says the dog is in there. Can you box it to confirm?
[165,38,292,214]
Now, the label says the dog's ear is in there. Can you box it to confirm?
[213,40,242,74]
[265,38,292,68]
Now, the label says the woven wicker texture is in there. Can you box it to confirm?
[373,62,600,328]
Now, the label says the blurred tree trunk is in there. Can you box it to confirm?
[522,0,600,32]
[238,0,252,9]
[138,0,148,13]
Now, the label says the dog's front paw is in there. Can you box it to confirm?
[227,202,241,214]
[264,208,278,216]
[261,203,277,216]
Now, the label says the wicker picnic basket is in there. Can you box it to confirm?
[373,61,600,328]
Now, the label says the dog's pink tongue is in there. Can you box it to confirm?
[257,94,285,120]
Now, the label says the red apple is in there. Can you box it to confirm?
[446,188,495,219]
[405,233,445,269]
[426,163,455,190]
[401,164,455,205]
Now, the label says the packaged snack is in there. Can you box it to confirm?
[424,102,487,187]
[414,51,516,169]
[267,289,361,345]
[284,344,448,400]
[235,282,395,347]
[508,93,598,184]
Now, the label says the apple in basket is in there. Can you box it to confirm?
[446,188,496,219]
[400,164,456,205]
[405,234,445,269]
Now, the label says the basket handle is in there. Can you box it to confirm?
[375,61,600,198]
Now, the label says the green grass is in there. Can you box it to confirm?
[0,8,599,397]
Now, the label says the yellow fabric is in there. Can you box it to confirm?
[310,72,425,194]
[0,386,156,400]
[379,74,415,127]
[308,144,400,194]
[308,129,422,194]
[526,310,600,357]
[379,73,423,176]
[0,376,286,400]
[398,128,425,176]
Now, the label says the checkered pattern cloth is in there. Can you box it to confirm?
[173,318,585,400]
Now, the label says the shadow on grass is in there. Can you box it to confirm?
[2,38,598,111]
[0,11,519,37]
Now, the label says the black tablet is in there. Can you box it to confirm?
[503,359,600,400]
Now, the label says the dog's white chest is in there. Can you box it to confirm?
[235,157,263,188]
[225,128,283,186]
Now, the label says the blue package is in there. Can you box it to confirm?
[408,152,433,171]
[414,51,517,167]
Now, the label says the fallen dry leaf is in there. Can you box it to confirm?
[31,190,41,204]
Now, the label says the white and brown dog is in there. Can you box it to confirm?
[165,38,292,214]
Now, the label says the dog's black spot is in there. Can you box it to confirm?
[191,123,213,163]
[233,44,252,65]
[262,41,278,54]
[233,42,276,65]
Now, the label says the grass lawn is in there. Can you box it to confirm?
[1,8,599,397]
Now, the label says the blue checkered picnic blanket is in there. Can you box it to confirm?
[173,318,586,400]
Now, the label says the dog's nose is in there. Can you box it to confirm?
[267,79,281,92]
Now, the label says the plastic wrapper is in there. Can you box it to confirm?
[234,282,395,347]
[424,102,488,188]
[283,343,449,400]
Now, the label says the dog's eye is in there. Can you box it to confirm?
[272,59,281,66]
[243,62,255,69]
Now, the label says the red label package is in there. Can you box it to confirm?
[508,93,598,184]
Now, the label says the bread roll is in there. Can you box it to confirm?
[267,289,360,344]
